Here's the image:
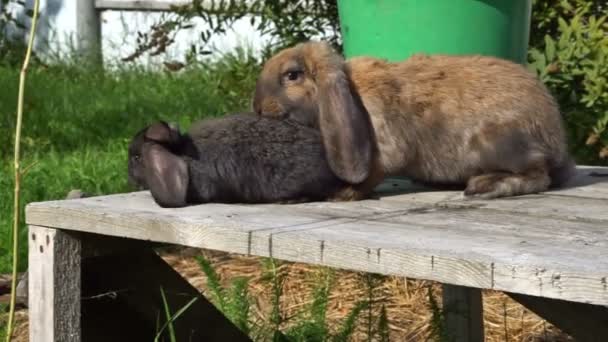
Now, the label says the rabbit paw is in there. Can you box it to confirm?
[464,170,551,199]
[464,173,514,199]
[328,186,368,202]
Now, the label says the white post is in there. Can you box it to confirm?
[75,0,101,63]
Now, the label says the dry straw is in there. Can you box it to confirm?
[163,249,573,342]
[8,248,573,341]
[7,0,41,340]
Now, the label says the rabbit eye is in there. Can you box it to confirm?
[283,70,303,83]
[133,155,141,162]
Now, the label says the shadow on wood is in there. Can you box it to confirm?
[507,292,608,342]
[81,247,251,342]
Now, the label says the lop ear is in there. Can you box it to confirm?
[145,121,182,145]
[142,142,189,208]
[318,69,375,184]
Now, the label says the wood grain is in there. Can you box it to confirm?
[28,226,81,342]
[95,0,191,11]
[25,166,608,306]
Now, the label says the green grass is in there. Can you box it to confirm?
[196,254,373,342]
[0,49,261,273]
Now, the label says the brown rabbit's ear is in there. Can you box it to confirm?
[317,69,374,184]
[142,143,189,207]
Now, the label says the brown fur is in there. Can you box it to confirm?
[328,150,385,201]
[253,41,575,199]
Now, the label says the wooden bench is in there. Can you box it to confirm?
[25,165,608,341]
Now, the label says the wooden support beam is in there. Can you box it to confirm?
[80,244,251,341]
[507,292,608,342]
[95,0,192,11]
[28,226,82,342]
[442,284,484,342]
[94,0,257,11]
[29,228,250,341]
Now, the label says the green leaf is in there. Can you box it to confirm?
[226,277,251,334]
[560,0,573,12]
[195,255,226,311]
[558,16,570,33]
[331,300,369,342]
[545,35,556,61]
[160,287,177,342]
[154,288,199,342]
[377,305,390,342]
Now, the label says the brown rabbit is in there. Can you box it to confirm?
[252,40,575,200]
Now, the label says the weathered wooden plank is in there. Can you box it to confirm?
[28,226,81,342]
[376,166,608,203]
[25,193,346,256]
[450,194,608,222]
[442,285,484,342]
[267,221,608,305]
[24,165,608,306]
[378,166,608,203]
[79,233,166,258]
[17,189,93,309]
[95,0,191,11]
[94,0,259,11]
[27,191,608,268]
[377,168,608,222]
[273,201,608,302]
[507,292,608,342]
[549,165,608,199]
[25,186,608,305]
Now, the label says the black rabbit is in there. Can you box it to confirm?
[127,113,356,208]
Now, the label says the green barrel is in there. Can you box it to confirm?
[337,0,532,64]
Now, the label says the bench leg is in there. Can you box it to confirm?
[28,225,82,342]
[80,244,252,341]
[442,284,484,342]
[28,226,250,341]
[507,292,608,342]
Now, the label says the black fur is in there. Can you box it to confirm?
[128,112,347,207]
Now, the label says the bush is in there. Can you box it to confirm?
[528,0,608,164]
[123,0,341,63]
[0,0,37,67]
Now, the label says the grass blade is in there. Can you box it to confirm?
[154,287,199,342]
[196,255,226,311]
[331,300,369,342]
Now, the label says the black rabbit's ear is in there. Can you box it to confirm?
[145,121,181,145]
[142,143,189,208]
[318,70,374,184]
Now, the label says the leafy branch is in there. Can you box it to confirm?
[122,0,341,65]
